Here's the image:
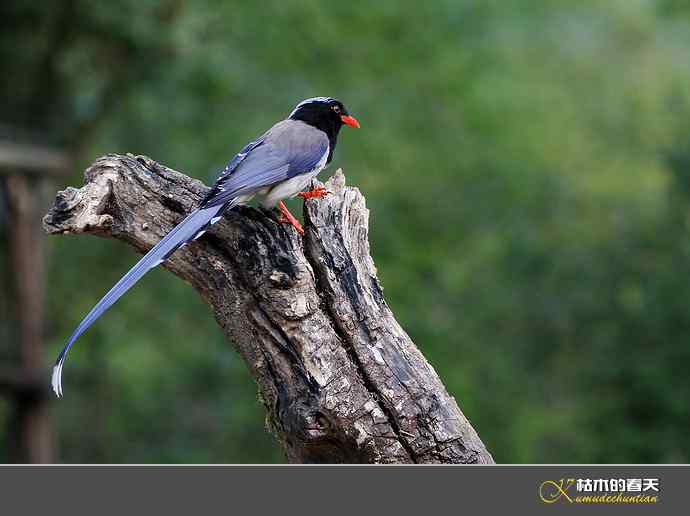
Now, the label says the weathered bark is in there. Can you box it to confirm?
[43,154,494,464]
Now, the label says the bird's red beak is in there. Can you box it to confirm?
[340,115,360,128]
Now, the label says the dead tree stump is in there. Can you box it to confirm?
[42,154,494,464]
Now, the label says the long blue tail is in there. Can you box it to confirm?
[51,204,227,397]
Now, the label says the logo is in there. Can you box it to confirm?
[539,477,659,504]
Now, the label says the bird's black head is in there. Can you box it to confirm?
[288,97,360,152]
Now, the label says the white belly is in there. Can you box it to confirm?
[259,169,322,208]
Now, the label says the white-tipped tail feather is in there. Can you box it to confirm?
[52,360,65,398]
[50,204,226,398]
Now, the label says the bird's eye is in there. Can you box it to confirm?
[332,105,341,114]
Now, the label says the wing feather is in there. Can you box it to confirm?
[202,120,328,208]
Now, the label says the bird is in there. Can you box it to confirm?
[51,96,360,397]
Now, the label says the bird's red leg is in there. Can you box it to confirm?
[277,201,304,235]
[298,186,330,200]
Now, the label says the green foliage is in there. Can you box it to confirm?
[2,0,690,462]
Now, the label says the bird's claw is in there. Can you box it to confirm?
[298,187,330,200]
[277,202,305,235]
[277,215,304,235]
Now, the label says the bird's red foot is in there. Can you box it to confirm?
[298,187,330,200]
[277,201,304,235]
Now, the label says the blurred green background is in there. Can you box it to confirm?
[2,0,690,463]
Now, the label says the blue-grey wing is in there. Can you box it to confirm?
[284,136,329,178]
[202,137,266,206]
[202,120,329,208]
[214,138,265,182]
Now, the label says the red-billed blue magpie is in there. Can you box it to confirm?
[52,97,360,397]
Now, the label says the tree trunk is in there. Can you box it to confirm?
[42,154,494,464]
[5,174,53,463]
